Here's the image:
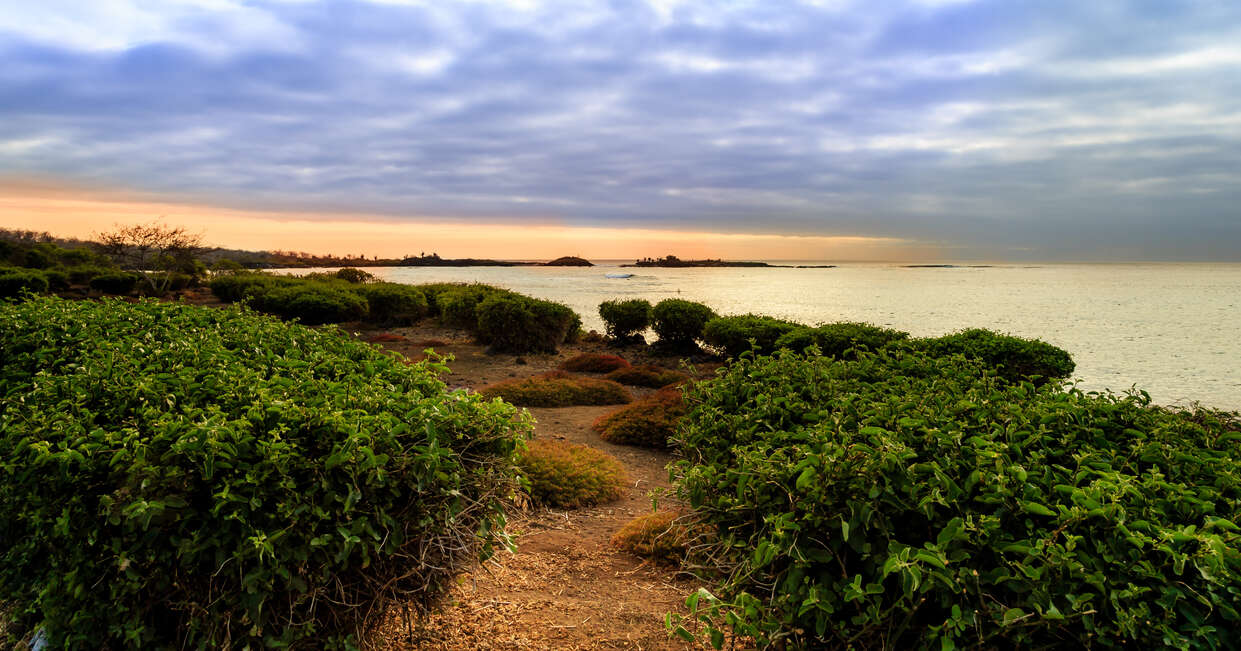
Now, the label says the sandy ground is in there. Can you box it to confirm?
[352,324,727,650]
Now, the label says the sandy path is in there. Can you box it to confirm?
[366,327,714,650]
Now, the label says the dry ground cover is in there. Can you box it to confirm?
[358,325,723,650]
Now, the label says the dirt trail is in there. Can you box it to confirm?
[365,326,717,650]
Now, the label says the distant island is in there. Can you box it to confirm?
[544,256,593,266]
[622,255,835,269]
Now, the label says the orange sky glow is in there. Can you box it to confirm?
[0,178,940,261]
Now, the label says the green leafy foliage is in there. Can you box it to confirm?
[0,270,49,299]
[559,353,631,373]
[592,386,687,448]
[40,268,70,291]
[517,439,628,508]
[66,264,113,285]
[0,296,529,649]
[476,293,578,353]
[333,267,375,283]
[438,285,499,329]
[355,283,429,325]
[599,299,652,340]
[651,299,716,347]
[87,272,140,295]
[670,348,1241,649]
[700,314,800,357]
[909,328,1075,384]
[251,283,370,325]
[480,371,632,407]
[775,322,910,359]
[604,364,690,388]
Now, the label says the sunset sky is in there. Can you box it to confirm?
[2,0,1239,260]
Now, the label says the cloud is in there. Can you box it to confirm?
[0,0,1239,260]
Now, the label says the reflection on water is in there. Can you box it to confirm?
[278,262,1241,411]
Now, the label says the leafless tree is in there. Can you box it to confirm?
[96,221,211,295]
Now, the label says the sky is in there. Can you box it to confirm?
[1,0,1239,261]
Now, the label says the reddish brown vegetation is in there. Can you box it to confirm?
[480,371,633,407]
[604,364,690,388]
[591,386,688,448]
[558,353,631,373]
[365,332,409,343]
[518,439,629,508]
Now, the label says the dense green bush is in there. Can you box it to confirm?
[438,285,500,329]
[40,268,70,291]
[775,322,910,359]
[670,349,1241,649]
[254,284,369,325]
[333,267,375,283]
[651,299,716,347]
[599,299,652,340]
[480,371,632,407]
[208,272,290,303]
[0,270,49,299]
[700,314,800,357]
[0,297,529,649]
[87,272,139,295]
[66,264,114,285]
[356,283,429,325]
[911,328,1075,384]
[517,439,628,508]
[475,293,578,354]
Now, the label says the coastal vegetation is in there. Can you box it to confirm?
[651,298,717,350]
[598,298,653,341]
[517,440,629,509]
[479,371,633,407]
[604,364,690,388]
[0,296,528,648]
[669,348,1241,649]
[592,386,688,449]
[559,352,632,373]
[611,511,695,563]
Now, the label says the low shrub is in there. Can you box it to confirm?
[334,267,374,283]
[208,272,287,302]
[0,270,49,299]
[652,299,716,347]
[87,272,139,295]
[911,328,1075,384]
[700,314,800,357]
[612,511,694,563]
[599,299,652,340]
[356,283,429,325]
[480,371,632,407]
[604,364,690,388]
[475,294,578,354]
[415,282,469,318]
[41,269,70,291]
[66,264,112,285]
[670,348,1241,649]
[559,353,631,373]
[774,322,909,359]
[592,386,687,448]
[0,296,529,649]
[255,284,369,325]
[517,439,628,508]
[438,285,498,329]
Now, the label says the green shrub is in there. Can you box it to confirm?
[438,285,499,329]
[599,299,652,340]
[475,294,577,354]
[356,283,428,325]
[0,296,528,649]
[0,271,49,299]
[40,269,70,291]
[612,511,694,563]
[774,322,909,359]
[911,328,1075,384]
[255,284,369,325]
[21,247,52,270]
[651,299,716,346]
[670,348,1241,649]
[334,267,374,283]
[559,353,631,373]
[517,439,628,508]
[480,371,632,407]
[700,314,800,357]
[209,273,294,303]
[66,264,113,285]
[87,272,139,295]
[414,283,469,318]
[592,386,687,449]
[604,364,690,388]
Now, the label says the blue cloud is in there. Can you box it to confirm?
[1,0,1239,259]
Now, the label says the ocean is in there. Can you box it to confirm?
[280,262,1241,411]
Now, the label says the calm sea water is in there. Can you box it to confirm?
[282,263,1241,411]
